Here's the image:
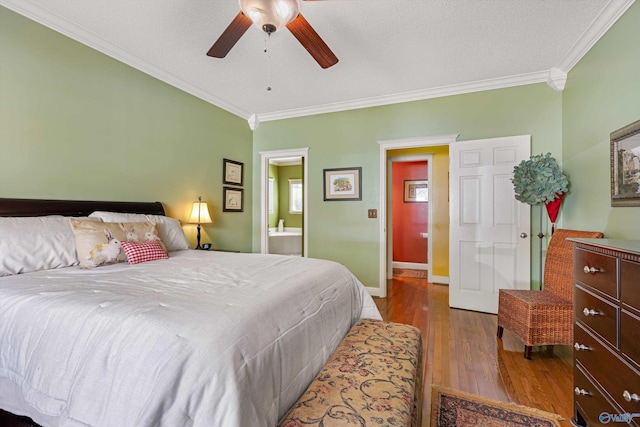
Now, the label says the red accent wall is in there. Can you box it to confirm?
[392,161,428,263]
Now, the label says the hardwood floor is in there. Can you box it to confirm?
[374,276,574,427]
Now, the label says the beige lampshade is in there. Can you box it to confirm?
[188,198,212,224]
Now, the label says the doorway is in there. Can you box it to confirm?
[388,156,432,279]
[260,148,309,256]
[377,135,459,298]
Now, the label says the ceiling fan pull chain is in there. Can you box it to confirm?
[264,32,272,92]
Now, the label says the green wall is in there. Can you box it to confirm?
[562,1,640,238]
[277,164,303,228]
[252,84,563,288]
[268,164,303,229]
[0,7,253,252]
[5,2,638,290]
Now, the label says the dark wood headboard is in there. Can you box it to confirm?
[0,198,165,217]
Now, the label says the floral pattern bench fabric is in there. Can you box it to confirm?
[279,319,423,427]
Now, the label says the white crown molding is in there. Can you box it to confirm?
[0,0,251,120]
[271,160,302,166]
[247,114,260,130]
[262,0,635,125]
[4,0,633,124]
[546,67,568,92]
[257,71,549,122]
[556,0,635,72]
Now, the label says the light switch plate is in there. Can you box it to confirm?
[368,209,377,218]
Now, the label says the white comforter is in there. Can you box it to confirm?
[0,250,381,427]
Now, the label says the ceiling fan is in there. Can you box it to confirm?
[207,0,338,69]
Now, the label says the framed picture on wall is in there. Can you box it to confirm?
[404,180,428,202]
[611,119,640,207]
[323,167,362,201]
[223,158,244,186]
[223,187,244,212]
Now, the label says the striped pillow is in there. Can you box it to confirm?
[120,240,168,265]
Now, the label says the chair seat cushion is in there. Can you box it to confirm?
[499,289,572,308]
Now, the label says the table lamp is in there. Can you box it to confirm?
[188,195,212,249]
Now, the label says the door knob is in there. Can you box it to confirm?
[520,232,528,238]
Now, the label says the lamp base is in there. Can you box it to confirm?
[195,224,202,250]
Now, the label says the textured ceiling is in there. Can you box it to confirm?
[1,0,634,124]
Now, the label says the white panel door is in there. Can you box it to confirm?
[449,136,531,314]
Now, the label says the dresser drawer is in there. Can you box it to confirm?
[574,248,618,298]
[574,363,619,427]
[621,310,640,369]
[574,323,640,417]
[575,285,619,346]
[621,260,640,310]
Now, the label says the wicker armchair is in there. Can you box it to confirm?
[497,229,604,359]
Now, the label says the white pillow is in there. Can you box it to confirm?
[0,216,101,276]
[89,211,189,251]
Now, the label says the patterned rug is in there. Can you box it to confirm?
[392,268,428,279]
[431,385,562,427]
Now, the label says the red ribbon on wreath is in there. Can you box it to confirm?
[545,192,565,234]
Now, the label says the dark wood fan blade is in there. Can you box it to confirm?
[286,13,338,69]
[207,12,252,58]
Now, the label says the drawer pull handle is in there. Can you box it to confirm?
[583,308,601,317]
[574,387,591,396]
[574,343,591,351]
[583,266,601,274]
[623,390,640,402]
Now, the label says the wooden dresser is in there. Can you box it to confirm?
[570,239,640,426]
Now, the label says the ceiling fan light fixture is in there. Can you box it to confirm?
[238,0,300,33]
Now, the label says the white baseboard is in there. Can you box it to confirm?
[366,287,384,297]
[366,276,448,297]
[392,262,428,271]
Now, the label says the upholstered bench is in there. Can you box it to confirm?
[279,319,423,427]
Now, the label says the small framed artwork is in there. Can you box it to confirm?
[610,119,640,207]
[323,167,362,201]
[404,180,428,203]
[223,187,244,212]
[223,158,244,186]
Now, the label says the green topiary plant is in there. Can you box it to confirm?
[512,153,569,205]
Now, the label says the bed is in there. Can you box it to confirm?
[0,198,381,427]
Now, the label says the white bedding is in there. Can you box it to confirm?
[0,250,381,427]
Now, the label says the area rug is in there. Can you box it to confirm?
[431,385,562,427]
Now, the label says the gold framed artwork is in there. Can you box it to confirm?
[611,119,640,207]
[323,167,362,201]
[223,187,243,212]
[223,158,244,186]
[404,180,428,202]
